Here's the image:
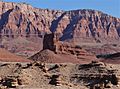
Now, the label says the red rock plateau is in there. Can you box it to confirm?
[0,1,120,63]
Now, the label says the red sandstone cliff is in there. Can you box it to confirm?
[0,1,120,56]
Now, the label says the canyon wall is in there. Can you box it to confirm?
[0,1,120,56]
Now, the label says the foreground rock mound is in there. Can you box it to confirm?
[29,49,58,62]
[71,61,120,89]
[0,62,120,89]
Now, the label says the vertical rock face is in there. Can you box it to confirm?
[0,1,63,38]
[0,1,120,56]
[43,33,55,51]
[59,10,120,43]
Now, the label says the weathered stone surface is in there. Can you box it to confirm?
[0,1,120,43]
[0,62,120,89]
[29,32,97,63]
[70,61,119,89]
[0,1,120,58]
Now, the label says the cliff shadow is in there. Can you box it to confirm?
[0,9,13,30]
[60,16,82,41]
[50,12,66,33]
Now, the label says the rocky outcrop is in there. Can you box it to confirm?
[0,1,63,39]
[71,61,119,89]
[0,1,120,57]
[0,62,119,89]
[0,1,120,43]
[29,33,97,63]
[43,33,55,51]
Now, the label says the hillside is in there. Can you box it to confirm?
[0,1,120,57]
[0,48,31,62]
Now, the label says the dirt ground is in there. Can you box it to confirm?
[0,48,31,62]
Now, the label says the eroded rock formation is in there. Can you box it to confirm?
[0,1,120,43]
[0,1,120,57]
[29,32,97,63]
[0,62,120,89]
